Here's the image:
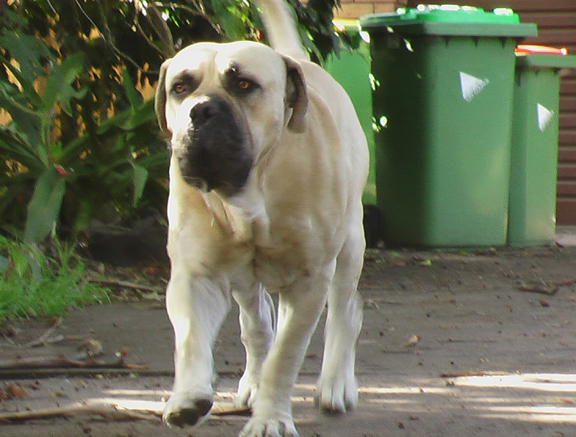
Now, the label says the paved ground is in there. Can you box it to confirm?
[3,232,576,436]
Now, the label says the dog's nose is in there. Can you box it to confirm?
[190,100,218,125]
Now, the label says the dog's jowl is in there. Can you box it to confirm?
[154,0,369,436]
[176,93,252,196]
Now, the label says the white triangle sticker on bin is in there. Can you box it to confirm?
[460,72,490,102]
[537,103,554,132]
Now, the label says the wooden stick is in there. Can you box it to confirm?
[0,399,250,424]
[91,279,161,293]
[440,371,509,378]
[0,354,146,371]
[554,279,576,287]
[0,355,88,369]
[517,278,576,296]
[22,320,62,348]
[212,406,252,416]
[517,282,559,295]
[0,399,159,424]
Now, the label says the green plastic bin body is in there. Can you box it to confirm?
[360,7,537,247]
[508,52,576,246]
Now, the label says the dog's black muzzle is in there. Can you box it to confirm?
[173,96,252,197]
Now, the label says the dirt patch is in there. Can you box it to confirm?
[3,245,576,436]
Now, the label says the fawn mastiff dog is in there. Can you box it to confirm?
[154,0,369,435]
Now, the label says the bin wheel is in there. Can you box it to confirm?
[363,205,382,248]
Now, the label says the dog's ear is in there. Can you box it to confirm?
[283,55,308,133]
[155,59,172,136]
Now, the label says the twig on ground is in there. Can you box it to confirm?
[0,399,250,424]
[517,281,559,295]
[0,319,91,351]
[0,353,146,372]
[554,279,576,287]
[517,278,576,296]
[91,279,161,293]
[2,335,89,349]
[0,399,159,424]
[440,371,509,378]
[0,355,91,370]
[212,406,252,416]
[22,318,62,348]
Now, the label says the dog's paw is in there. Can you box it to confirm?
[163,392,213,428]
[236,383,258,410]
[239,417,299,437]
[315,374,358,415]
[236,375,259,409]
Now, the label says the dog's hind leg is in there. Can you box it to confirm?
[233,283,275,409]
[315,217,365,414]
[163,266,231,428]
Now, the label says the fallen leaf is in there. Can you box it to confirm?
[7,384,28,398]
[391,261,406,267]
[77,339,103,356]
[47,316,61,327]
[404,335,420,348]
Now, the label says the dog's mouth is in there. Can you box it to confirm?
[180,175,209,192]
[173,96,253,197]
[179,173,242,198]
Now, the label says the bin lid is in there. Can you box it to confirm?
[516,45,567,55]
[515,45,576,70]
[360,4,538,38]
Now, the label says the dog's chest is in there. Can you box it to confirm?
[253,249,309,293]
[251,215,321,292]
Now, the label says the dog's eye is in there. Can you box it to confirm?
[234,78,259,95]
[237,80,252,91]
[172,83,187,94]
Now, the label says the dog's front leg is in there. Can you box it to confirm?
[233,283,275,409]
[239,272,332,437]
[163,265,231,428]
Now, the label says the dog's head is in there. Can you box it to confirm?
[155,41,308,197]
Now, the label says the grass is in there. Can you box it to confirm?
[0,236,110,321]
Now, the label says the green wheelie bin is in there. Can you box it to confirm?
[508,45,576,246]
[360,6,537,247]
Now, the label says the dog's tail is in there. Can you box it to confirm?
[253,0,309,61]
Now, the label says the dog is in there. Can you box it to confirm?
[154,0,369,435]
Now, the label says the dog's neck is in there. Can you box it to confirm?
[226,186,266,223]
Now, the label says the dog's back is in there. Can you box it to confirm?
[253,0,369,228]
